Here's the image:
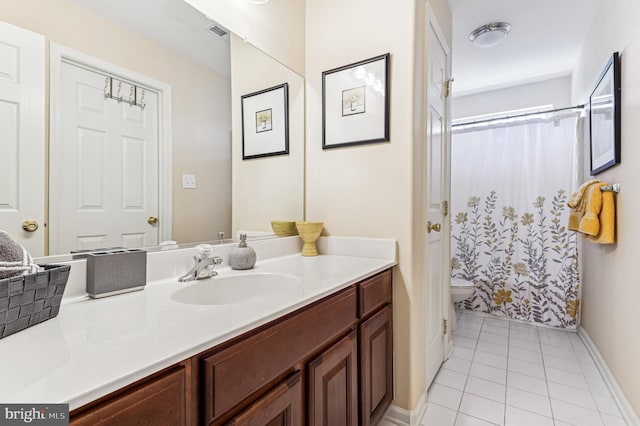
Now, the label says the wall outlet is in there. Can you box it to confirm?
[182,174,196,189]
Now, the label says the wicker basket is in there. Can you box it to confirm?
[0,264,71,339]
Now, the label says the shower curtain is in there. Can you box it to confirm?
[451,113,581,329]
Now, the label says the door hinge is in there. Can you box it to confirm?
[443,319,448,335]
[443,79,453,98]
[443,200,449,217]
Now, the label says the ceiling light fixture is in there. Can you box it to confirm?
[469,22,512,48]
[248,0,269,4]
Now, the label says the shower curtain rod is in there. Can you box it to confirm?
[452,104,585,128]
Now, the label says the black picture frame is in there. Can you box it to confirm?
[241,83,289,160]
[322,53,390,149]
[589,52,621,175]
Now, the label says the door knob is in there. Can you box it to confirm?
[22,220,39,232]
[147,216,159,225]
[427,221,441,233]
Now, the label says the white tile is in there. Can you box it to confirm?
[554,422,574,426]
[455,413,500,426]
[505,387,552,417]
[454,335,479,350]
[443,357,472,374]
[540,343,577,360]
[509,321,537,331]
[484,318,510,328]
[465,376,506,403]
[509,347,543,365]
[547,381,597,410]
[452,346,476,361]
[427,383,463,411]
[480,331,509,345]
[509,329,539,343]
[542,353,583,373]
[538,330,570,346]
[545,366,589,390]
[435,368,468,390]
[482,324,510,336]
[593,391,622,417]
[459,393,505,425]
[469,362,507,385]
[455,327,482,339]
[508,337,540,353]
[507,357,546,379]
[473,350,508,369]
[507,371,549,397]
[601,413,628,426]
[551,399,605,426]
[421,403,457,426]
[504,405,554,426]
[586,374,611,395]
[476,340,508,356]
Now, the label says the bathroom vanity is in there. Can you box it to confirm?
[0,237,396,426]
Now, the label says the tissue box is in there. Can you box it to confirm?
[0,264,71,339]
[86,249,147,298]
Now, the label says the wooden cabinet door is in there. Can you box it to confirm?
[70,365,189,426]
[228,372,302,426]
[359,305,393,426]
[307,330,358,426]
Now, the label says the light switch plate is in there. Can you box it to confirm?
[182,174,196,189]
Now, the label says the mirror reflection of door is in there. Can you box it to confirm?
[0,21,45,256]
[49,59,160,254]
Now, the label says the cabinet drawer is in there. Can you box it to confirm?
[201,287,357,423]
[70,365,188,426]
[358,270,392,318]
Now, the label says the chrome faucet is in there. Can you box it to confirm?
[178,244,223,282]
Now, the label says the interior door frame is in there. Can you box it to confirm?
[49,42,173,252]
[425,4,453,369]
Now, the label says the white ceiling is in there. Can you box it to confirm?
[450,0,602,96]
[70,0,231,76]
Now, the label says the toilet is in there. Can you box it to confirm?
[451,278,475,331]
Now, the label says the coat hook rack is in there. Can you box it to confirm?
[103,76,146,109]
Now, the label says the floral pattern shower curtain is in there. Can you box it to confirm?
[451,114,581,329]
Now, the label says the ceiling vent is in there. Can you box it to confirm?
[208,25,228,38]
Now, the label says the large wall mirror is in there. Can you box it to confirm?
[0,0,304,257]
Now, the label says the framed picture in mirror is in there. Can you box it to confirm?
[242,83,289,160]
[589,52,621,175]
[322,53,390,149]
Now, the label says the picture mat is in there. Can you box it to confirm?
[243,86,287,157]
[324,58,386,146]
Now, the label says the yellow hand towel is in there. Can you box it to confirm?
[577,183,603,236]
[588,184,616,244]
[568,180,601,231]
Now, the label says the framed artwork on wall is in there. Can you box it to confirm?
[589,52,621,175]
[242,83,289,160]
[322,53,390,149]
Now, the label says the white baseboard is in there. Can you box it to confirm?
[382,392,427,426]
[578,327,640,426]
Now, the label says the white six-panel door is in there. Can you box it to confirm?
[425,14,451,386]
[0,22,45,256]
[49,61,159,254]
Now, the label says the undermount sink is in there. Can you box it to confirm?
[171,273,301,306]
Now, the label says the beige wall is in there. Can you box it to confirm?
[230,34,305,235]
[572,0,640,415]
[305,0,451,411]
[0,0,232,248]
[184,0,305,76]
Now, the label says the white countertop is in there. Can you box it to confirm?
[0,239,396,410]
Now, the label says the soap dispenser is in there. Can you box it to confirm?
[229,234,257,270]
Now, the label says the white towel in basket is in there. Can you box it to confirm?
[0,230,40,279]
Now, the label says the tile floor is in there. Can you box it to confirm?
[419,311,627,426]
